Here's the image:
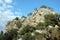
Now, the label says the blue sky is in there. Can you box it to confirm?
[0,0,60,31]
[14,0,60,16]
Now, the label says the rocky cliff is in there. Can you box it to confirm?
[6,7,60,40]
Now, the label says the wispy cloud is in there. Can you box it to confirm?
[4,0,13,3]
[0,0,22,31]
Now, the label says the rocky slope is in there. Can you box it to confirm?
[6,7,60,40]
[6,8,56,31]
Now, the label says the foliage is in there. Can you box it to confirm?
[40,5,54,11]
[22,32,35,40]
[0,31,4,40]
[48,7,54,11]
[15,17,19,20]
[34,32,46,40]
[3,29,18,40]
[21,16,27,18]
[34,8,38,11]
[44,13,58,27]
[40,5,47,8]
[20,25,35,35]
[19,25,36,40]
[28,13,32,16]
[21,16,27,22]
[36,22,45,30]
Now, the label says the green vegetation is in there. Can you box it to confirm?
[44,13,58,27]
[4,29,18,40]
[21,16,27,22]
[15,17,19,20]
[0,31,4,40]
[34,8,38,11]
[36,22,45,30]
[21,16,27,18]
[28,13,32,16]
[22,32,35,40]
[20,25,35,35]
[40,5,47,8]
[40,5,54,11]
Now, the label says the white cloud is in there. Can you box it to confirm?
[4,0,13,3]
[0,0,22,31]
[0,0,3,4]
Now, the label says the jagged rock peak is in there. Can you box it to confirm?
[6,8,57,31]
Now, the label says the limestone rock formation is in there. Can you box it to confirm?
[6,7,60,40]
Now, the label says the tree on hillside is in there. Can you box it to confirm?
[20,25,35,35]
[4,29,18,40]
[21,16,27,22]
[34,8,38,11]
[28,13,33,17]
[21,16,27,18]
[0,31,4,40]
[22,32,35,40]
[15,17,19,20]
[44,13,58,27]
[40,5,47,8]
[19,25,36,40]
[48,7,54,11]
[36,22,45,30]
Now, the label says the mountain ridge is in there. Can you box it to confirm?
[5,6,60,40]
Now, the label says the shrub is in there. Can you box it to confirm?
[40,5,47,8]
[36,22,45,30]
[20,25,35,35]
[22,32,34,40]
[44,14,58,27]
[15,17,19,20]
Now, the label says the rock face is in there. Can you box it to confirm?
[6,8,57,31]
[6,19,21,31]
[6,7,60,40]
[22,8,56,27]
